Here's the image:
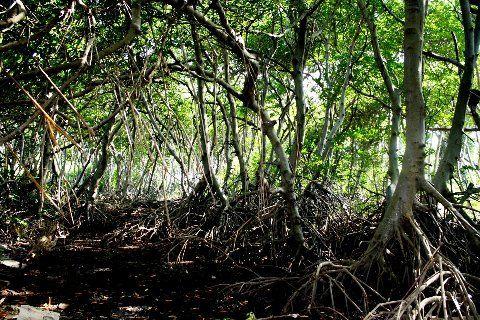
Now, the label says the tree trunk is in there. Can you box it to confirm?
[76,118,117,201]
[316,104,330,157]
[321,57,352,160]
[260,107,305,246]
[289,0,308,175]
[167,0,305,246]
[386,108,401,200]
[369,0,426,250]
[191,24,228,208]
[321,25,360,161]
[358,0,401,201]
[433,2,480,197]
[223,49,249,192]
[141,91,189,188]
[219,100,232,191]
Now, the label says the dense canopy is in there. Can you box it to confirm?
[1,0,480,318]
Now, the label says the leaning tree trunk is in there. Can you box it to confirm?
[223,49,249,192]
[368,0,426,252]
[288,0,308,175]
[433,1,480,197]
[358,0,401,201]
[165,0,305,246]
[191,24,228,208]
[76,117,117,202]
[321,27,360,161]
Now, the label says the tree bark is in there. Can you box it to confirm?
[164,0,305,246]
[76,118,118,201]
[358,0,401,201]
[369,0,426,250]
[433,1,480,197]
[191,24,228,208]
[321,54,353,160]
[223,49,249,192]
[289,0,308,175]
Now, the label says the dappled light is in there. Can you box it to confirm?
[1,0,480,319]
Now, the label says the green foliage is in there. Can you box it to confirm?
[0,0,477,206]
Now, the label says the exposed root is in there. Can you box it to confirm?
[2,182,479,319]
[300,260,384,315]
[365,253,478,319]
[419,178,480,242]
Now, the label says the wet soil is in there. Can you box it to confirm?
[1,233,285,320]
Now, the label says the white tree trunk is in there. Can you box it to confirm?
[369,0,426,249]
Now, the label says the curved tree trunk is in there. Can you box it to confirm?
[321,27,360,161]
[368,0,426,251]
[433,2,480,197]
[191,24,228,208]
[289,0,308,175]
[76,117,118,202]
[358,0,401,201]
[163,0,305,246]
[223,49,249,192]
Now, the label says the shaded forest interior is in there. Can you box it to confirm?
[1,0,480,318]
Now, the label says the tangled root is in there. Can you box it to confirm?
[365,253,478,319]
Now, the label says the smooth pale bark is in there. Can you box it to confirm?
[321,26,360,161]
[369,0,426,248]
[164,0,305,246]
[289,0,308,175]
[433,1,480,197]
[88,121,117,200]
[219,100,232,190]
[316,104,330,157]
[223,49,249,192]
[358,0,401,201]
[316,37,331,158]
[0,0,26,27]
[245,56,305,247]
[76,118,118,201]
[121,107,135,197]
[386,110,401,200]
[192,25,228,208]
[321,59,352,160]
[141,92,188,186]
[260,109,305,246]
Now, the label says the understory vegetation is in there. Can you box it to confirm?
[1,0,480,318]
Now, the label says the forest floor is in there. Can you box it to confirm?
[3,238,274,319]
[1,189,333,320]
[1,227,297,320]
[1,183,478,319]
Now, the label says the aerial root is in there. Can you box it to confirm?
[280,260,384,316]
[419,178,480,241]
[364,250,478,319]
[361,208,479,319]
